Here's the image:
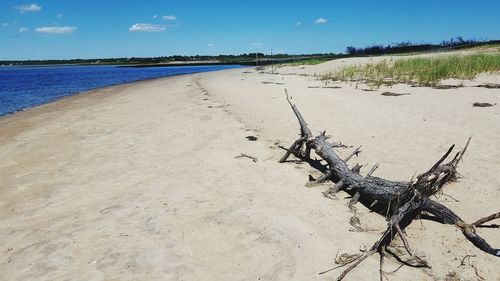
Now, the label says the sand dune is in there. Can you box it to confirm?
[1,56,499,280]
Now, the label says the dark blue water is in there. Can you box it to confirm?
[0,64,243,116]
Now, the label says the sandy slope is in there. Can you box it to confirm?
[1,57,499,281]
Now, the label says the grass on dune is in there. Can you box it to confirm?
[322,53,500,87]
[280,58,332,66]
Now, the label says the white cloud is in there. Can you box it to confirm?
[163,15,176,21]
[35,26,77,34]
[252,42,263,47]
[296,22,302,26]
[1,23,9,27]
[57,13,63,18]
[19,27,29,32]
[207,43,215,47]
[15,4,42,13]
[129,23,166,32]
[153,14,158,19]
[315,17,327,24]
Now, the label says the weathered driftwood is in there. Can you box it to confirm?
[279,90,499,280]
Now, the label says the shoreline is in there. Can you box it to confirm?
[0,65,246,118]
[0,74,166,120]
[1,57,499,280]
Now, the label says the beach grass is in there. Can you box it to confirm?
[321,53,500,86]
[280,58,332,66]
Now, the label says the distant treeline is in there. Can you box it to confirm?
[345,37,499,56]
[0,53,340,66]
[0,54,261,66]
[2,37,498,66]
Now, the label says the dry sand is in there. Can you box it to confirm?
[1,56,499,281]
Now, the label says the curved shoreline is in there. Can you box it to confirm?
[0,65,245,118]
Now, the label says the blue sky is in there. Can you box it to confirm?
[0,0,499,60]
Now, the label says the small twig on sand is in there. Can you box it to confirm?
[473,102,496,108]
[235,153,257,162]
[458,254,476,268]
[381,92,410,97]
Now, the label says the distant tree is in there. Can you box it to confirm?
[345,46,358,55]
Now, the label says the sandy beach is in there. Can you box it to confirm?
[1,56,500,281]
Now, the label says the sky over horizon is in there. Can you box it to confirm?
[1,0,499,60]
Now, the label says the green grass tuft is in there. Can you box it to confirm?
[322,53,500,86]
[279,58,332,66]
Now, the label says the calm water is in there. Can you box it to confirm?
[0,64,243,116]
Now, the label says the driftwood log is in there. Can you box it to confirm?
[279,91,499,280]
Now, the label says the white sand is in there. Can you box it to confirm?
[1,57,499,280]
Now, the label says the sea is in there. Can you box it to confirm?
[0,64,243,117]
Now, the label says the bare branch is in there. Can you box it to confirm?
[279,95,499,279]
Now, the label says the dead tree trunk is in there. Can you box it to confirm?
[279,91,499,280]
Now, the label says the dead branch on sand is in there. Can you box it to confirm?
[235,153,258,163]
[279,89,499,280]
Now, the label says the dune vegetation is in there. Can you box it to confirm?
[278,57,336,67]
[322,53,500,86]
